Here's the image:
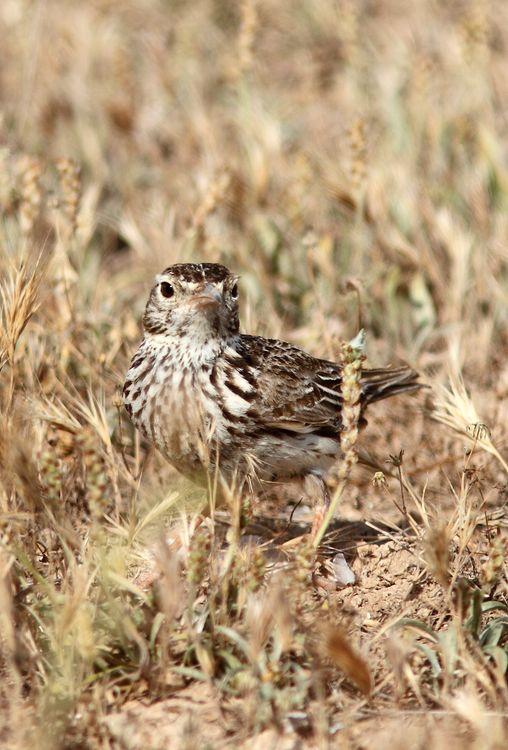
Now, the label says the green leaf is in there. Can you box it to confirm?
[217,649,243,671]
[415,643,441,677]
[392,618,439,642]
[438,627,459,675]
[481,600,508,615]
[480,619,508,648]
[216,626,251,657]
[149,612,166,652]
[173,666,208,682]
[483,645,508,674]
[465,588,483,637]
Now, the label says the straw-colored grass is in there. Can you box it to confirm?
[0,1,507,748]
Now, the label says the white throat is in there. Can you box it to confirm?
[145,331,237,369]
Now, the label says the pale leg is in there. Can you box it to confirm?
[304,474,331,540]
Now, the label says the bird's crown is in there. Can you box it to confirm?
[161,263,232,284]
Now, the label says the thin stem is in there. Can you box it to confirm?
[312,479,347,549]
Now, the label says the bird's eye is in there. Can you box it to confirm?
[160,281,174,299]
[231,282,238,299]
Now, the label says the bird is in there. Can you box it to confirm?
[123,262,421,536]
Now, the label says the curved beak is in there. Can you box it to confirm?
[190,285,223,310]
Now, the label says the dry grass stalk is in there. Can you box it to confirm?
[432,374,508,474]
[238,0,258,75]
[192,172,231,232]
[0,252,49,400]
[0,2,506,747]
[17,156,42,235]
[322,624,372,695]
[348,118,368,199]
[313,340,363,548]
[423,524,451,588]
[55,157,81,235]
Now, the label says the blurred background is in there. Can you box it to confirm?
[2,0,507,510]
[1,1,507,748]
[2,0,507,366]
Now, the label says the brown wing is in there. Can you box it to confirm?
[236,335,344,434]
[234,335,421,435]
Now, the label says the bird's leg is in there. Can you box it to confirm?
[304,474,331,541]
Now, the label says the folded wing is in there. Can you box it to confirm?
[234,335,421,436]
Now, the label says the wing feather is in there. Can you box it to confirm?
[238,335,343,433]
[234,334,421,434]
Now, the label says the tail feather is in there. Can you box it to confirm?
[361,366,422,405]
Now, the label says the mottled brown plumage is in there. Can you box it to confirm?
[123,262,421,531]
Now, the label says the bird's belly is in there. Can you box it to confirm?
[126,370,239,481]
[131,388,340,483]
[124,357,340,485]
[243,432,340,481]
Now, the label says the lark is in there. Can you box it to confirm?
[123,263,420,533]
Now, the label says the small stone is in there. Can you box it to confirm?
[331,553,356,587]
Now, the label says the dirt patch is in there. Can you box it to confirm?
[336,539,444,626]
[105,683,226,750]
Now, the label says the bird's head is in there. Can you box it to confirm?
[143,262,240,344]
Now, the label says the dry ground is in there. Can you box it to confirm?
[0,1,507,748]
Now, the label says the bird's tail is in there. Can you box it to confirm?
[360,365,423,405]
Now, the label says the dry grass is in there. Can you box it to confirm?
[0,0,507,748]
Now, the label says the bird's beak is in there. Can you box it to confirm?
[191,285,223,310]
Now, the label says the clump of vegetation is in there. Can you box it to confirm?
[0,1,507,748]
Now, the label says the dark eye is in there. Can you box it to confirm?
[160,281,174,299]
[231,282,238,299]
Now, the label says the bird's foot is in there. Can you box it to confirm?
[304,474,331,544]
